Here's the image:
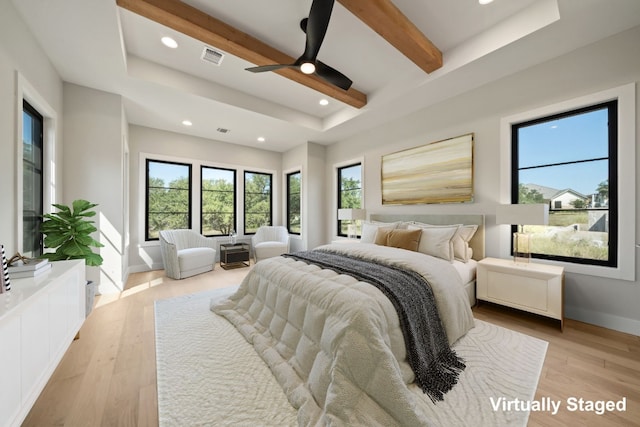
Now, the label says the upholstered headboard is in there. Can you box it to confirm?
[369,214,485,261]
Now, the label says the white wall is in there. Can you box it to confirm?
[0,0,63,255]
[128,125,282,272]
[63,83,127,294]
[325,26,640,335]
[282,142,327,252]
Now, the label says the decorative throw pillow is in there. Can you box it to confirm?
[375,228,422,252]
[408,224,459,261]
[452,225,478,262]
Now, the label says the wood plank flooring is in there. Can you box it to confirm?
[23,265,639,426]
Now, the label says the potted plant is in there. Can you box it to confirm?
[40,199,104,316]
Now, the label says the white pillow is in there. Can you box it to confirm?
[408,224,459,261]
[452,225,478,262]
[360,221,400,243]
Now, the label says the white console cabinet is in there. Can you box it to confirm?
[477,257,564,330]
[0,260,85,427]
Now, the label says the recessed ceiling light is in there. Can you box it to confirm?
[257,137,266,142]
[319,99,329,106]
[478,0,494,4]
[182,120,192,126]
[161,36,178,48]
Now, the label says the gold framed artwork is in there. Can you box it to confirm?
[381,133,474,205]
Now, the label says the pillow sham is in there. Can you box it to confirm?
[374,228,422,252]
[360,221,400,243]
[408,224,459,261]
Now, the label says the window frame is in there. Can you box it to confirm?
[22,100,45,258]
[200,165,237,237]
[286,170,301,235]
[243,170,273,235]
[16,73,57,255]
[511,100,618,268]
[145,159,193,241]
[500,83,635,280]
[336,162,363,237]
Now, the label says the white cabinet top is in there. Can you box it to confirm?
[0,260,84,321]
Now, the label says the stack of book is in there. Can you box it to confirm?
[8,258,52,279]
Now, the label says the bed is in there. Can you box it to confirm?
[212,214,484,426]
[369,213,485,308]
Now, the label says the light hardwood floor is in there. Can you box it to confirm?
[23,265,639,426]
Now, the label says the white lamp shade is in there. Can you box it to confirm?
[496,204,549,226]
[338,208,366,220]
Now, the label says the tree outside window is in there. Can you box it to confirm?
[287,171,301,235]
[244,171,272,234]
[146,160,192,240]
[202,166,236,236]
[337,163,362,237]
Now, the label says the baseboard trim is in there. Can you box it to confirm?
[565,304,640,336]
[127,263,164,275]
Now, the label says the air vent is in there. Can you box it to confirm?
[201,47,224,65]
[217,128,230,134]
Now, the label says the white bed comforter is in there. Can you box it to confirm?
[211,243,475,426]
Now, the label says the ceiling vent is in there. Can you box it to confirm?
[201,47,224,65]
[217,127,230,134]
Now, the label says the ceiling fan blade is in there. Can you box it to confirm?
[302,0,335,61]
[315,61,352,91]
[245,64,292,73]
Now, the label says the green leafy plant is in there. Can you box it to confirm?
[40,199,104,266]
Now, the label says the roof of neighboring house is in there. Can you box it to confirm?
[522,184,589,201]
[522,183,560,200]
[551,188,589,200]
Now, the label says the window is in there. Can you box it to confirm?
[287,171,301,234]
[244,171,272,234]
[146,159,192,240]
[512,101,617,267]
[22,100,44,257]
[337,163,362,237]
[201,166,236,236]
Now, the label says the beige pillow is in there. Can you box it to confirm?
[408,224,459,261]
[375,228,422,252]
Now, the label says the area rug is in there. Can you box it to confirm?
[155,287,548,427]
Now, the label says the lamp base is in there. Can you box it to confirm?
[513,232,531,264]
[347,224,357,240]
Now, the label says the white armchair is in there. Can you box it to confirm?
[159,229,217,279]
[251,226,290,263]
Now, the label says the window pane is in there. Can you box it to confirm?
[202,167,236,236]
[337,163,362,236]
[287,172,301,234]
[514,102,615,265]
[518,109,609,168]
[244,171,272,234]
[146,160,191,240]
[22,102,44,257]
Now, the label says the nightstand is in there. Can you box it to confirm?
[220,243,250,269]
[476,257,564,330]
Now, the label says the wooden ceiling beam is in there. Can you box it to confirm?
[116,0,368,108]
[337,0,442,73]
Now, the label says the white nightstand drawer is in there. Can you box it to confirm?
[486,270,548,311]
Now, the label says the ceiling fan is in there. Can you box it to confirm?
[245,0,353,91]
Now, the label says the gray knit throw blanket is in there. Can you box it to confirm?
[284,249,465,402]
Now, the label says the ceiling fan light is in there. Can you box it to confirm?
[300,62,316,74]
